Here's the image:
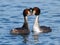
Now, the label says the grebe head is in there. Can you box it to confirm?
[32,7,40,16]
[23,8,32,17]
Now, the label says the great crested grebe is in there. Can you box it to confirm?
[32,7,52,34]
[10,8,32,43]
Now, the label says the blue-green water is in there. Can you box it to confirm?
[0,0,60,45]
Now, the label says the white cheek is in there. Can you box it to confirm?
[33,11,36,15]
[28,11,31,15]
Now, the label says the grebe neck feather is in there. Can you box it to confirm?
[33,15,42,34]
[22,16,29,29]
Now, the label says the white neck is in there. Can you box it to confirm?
[24,16,28,22]
[23,16,29,29]
[34,16,39,26]
[33,16,41,34]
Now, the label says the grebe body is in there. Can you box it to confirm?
[32,7,52,34]
[10,8,32,35]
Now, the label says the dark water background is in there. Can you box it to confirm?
[0,0,60,45]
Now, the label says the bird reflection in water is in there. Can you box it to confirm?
[23,33,39,44]
[22,35,28,43]
[32,33,39,43]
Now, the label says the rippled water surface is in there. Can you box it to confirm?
[0,0,60,45]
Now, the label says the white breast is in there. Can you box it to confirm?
[33,25,42,34]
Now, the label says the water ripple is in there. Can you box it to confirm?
[22,2,41,4]
[0,0,60,45]
[0,4,10,7]
[12,5,28,8]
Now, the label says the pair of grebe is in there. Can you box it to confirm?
[10,7,52,42]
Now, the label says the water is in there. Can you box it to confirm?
[0,0,60,45]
